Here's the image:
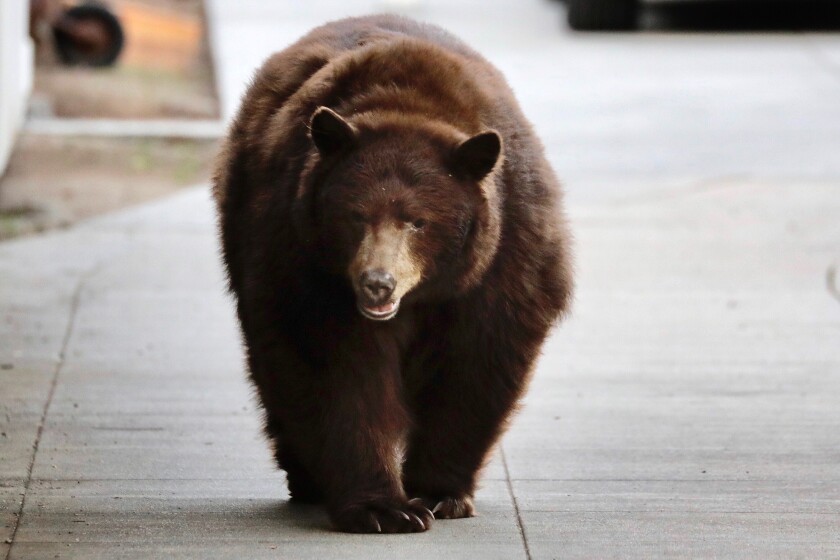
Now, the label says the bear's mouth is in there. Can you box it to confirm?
[358,299,400,321]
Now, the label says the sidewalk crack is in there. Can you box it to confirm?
[501,444,533,560]
[4,262,102,559]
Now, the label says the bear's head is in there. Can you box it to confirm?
[299,107,503,321]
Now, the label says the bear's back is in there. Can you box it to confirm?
[215,16,570,315]
[216,14,522,228]
[246,14,514,139]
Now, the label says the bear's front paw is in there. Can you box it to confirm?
[412,495,476,519]
[332,499,434,533]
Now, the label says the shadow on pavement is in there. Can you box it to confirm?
[641,0,840,31]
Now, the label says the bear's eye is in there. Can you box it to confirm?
[411,218,427,230]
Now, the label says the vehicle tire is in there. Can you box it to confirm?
[567,0,638,31]
[53,3,125,67]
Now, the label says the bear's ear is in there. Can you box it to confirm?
[451,130,502,182]
[310,107,356,155]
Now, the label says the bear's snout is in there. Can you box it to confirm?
[357,269,401,321]
[360,269,396,305]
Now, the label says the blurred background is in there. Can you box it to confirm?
[1,0,839,237]
[1,0,219,239]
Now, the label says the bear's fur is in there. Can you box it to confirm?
[213,15,573,534]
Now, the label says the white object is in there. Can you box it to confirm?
[0,0,34,175]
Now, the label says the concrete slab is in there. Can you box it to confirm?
[521,511,840,559]
[513,479,840,513]
[1,486,21,550]
[499,175,840,550]
[1,225,145,555]
[12,481,523,560]
[0,417,39,482]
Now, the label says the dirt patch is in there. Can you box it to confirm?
[0,134,218,240]
[31,0,218,119]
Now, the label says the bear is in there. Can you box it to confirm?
[213,14,573,534]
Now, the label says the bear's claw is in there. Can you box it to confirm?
[414,495,476,519]
[334,499,434,533]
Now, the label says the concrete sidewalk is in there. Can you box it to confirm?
[3,1,840,558]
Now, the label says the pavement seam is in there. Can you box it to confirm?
[501,445,533,560]
[4,264,97,560]
[827,264,840,305]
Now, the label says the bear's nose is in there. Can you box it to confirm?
[360,269,396,304]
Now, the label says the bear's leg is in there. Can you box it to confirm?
[403,353,531,519]
[265,386,433,531]
[265,413,324,503]
[276,446,324,504]
[315,362,435,533]
[248,330,434,533]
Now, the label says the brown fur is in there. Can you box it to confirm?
[213,15,573,533]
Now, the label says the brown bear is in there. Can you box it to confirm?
[213,14,573,534]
